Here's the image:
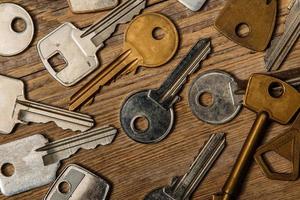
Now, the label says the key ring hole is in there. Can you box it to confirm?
[58,181,71,194]
[1,163,15,177]
[152,27,165,40]
[268,82,285,98]
[198,92,214,107]
[235,23,250,38]
[131,115,150,133]
[11,17,27,33]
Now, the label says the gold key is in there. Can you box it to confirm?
[69,13,179,111]
[213,74,300,200]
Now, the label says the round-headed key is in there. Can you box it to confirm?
[69,13,179,111]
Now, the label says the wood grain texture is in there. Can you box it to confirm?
[0,0,299,199]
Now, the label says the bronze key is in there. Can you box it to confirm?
[69,13,179,111]
[213,74,300,200]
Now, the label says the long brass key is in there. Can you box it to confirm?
[69,13,179,111]
[213,74,300,200]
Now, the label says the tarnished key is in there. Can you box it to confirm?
[188,67,300,124]
[68,0,118,13]
[0,75,94,134]
[44,164,110,200]
[144,133,226,200]
[38,0,146,86]
[178,0,208,11]
[265,0,300,71]
[120,38,211,144]
[0,125,117,196]
[69,13,179,111]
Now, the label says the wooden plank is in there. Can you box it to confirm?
[0,0,299,199]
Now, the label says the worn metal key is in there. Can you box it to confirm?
[144,133,226,200]
[44,164,110,200]
[0,125,117,196]
[68,0,118,13]
[120,38,211,144]
[0,75,94,134]
[265,0,300,71]
[38,0,146,86]
[69,13,179,111]
[213,74,300,200]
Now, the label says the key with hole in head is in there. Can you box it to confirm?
[144,133,226,200]
[265,0,300,71]
[37,0,146,87]
[0,75,94,134]
[69,13,179,111]
[68,0,118,13]
[44,164,110,200]
[0,125,117,196]
[213,74,300,200]
[120,38,211,144]
[188,67,300,125]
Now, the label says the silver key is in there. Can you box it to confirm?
[120,38,211,144]
[265,0,300,71]
[178,0,208,11]
[0,75,94,134]
[144,133,226,200]
[37,0,146,87]
[68,0,118,13]
[0,125,117,196]
[44,164,110,200]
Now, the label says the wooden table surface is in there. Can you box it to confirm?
[0,0,299,199]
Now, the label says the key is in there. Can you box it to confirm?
[0,125,117,196]
[44,164,110,200]
[144,133,226,200]
[68,0,118,13]
[120,38,211,144]
[213,74,300,200]
[37,0,146,87]
[69,13,179,111]
[188,67,300,124]
[0,75,94,134]
[178,0,208,11]
[254,112,300,181]
[265,0,300,71]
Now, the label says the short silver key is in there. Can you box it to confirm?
[120,38,211,144]
[178,0,208,11]
[37,0,146,87]
[0,125,117,196]
[144,133,226,200]
[68,0,118,13]
[0,75,94,134]
[44,164,110,200]
[265,0,300,71]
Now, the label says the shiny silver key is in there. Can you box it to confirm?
[0,126,117,196]
[265,0,300,71]
[0,75,94,134]
[44,164,110,200]
[178,0,208,11]
[37,0,146,87]
[144,133,226,200]
[120,38,211,144]
[68,0,118,13]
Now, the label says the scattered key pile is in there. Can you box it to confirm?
[0,0,299,199]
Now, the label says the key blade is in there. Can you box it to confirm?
[82,0,146,45]
[168,133,226,199]
[37,126,117,165]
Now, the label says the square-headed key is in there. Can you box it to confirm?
[68,0,118,13]
[38,0,146,86]
[0,75,94,134]
[0,125,117,196]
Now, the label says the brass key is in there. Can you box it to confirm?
[213,74,300,200]
[69,13,179,111]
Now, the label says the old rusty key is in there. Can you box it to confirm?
[254,113,300,181]
[213,74,300,200]
[69,13,179,111]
